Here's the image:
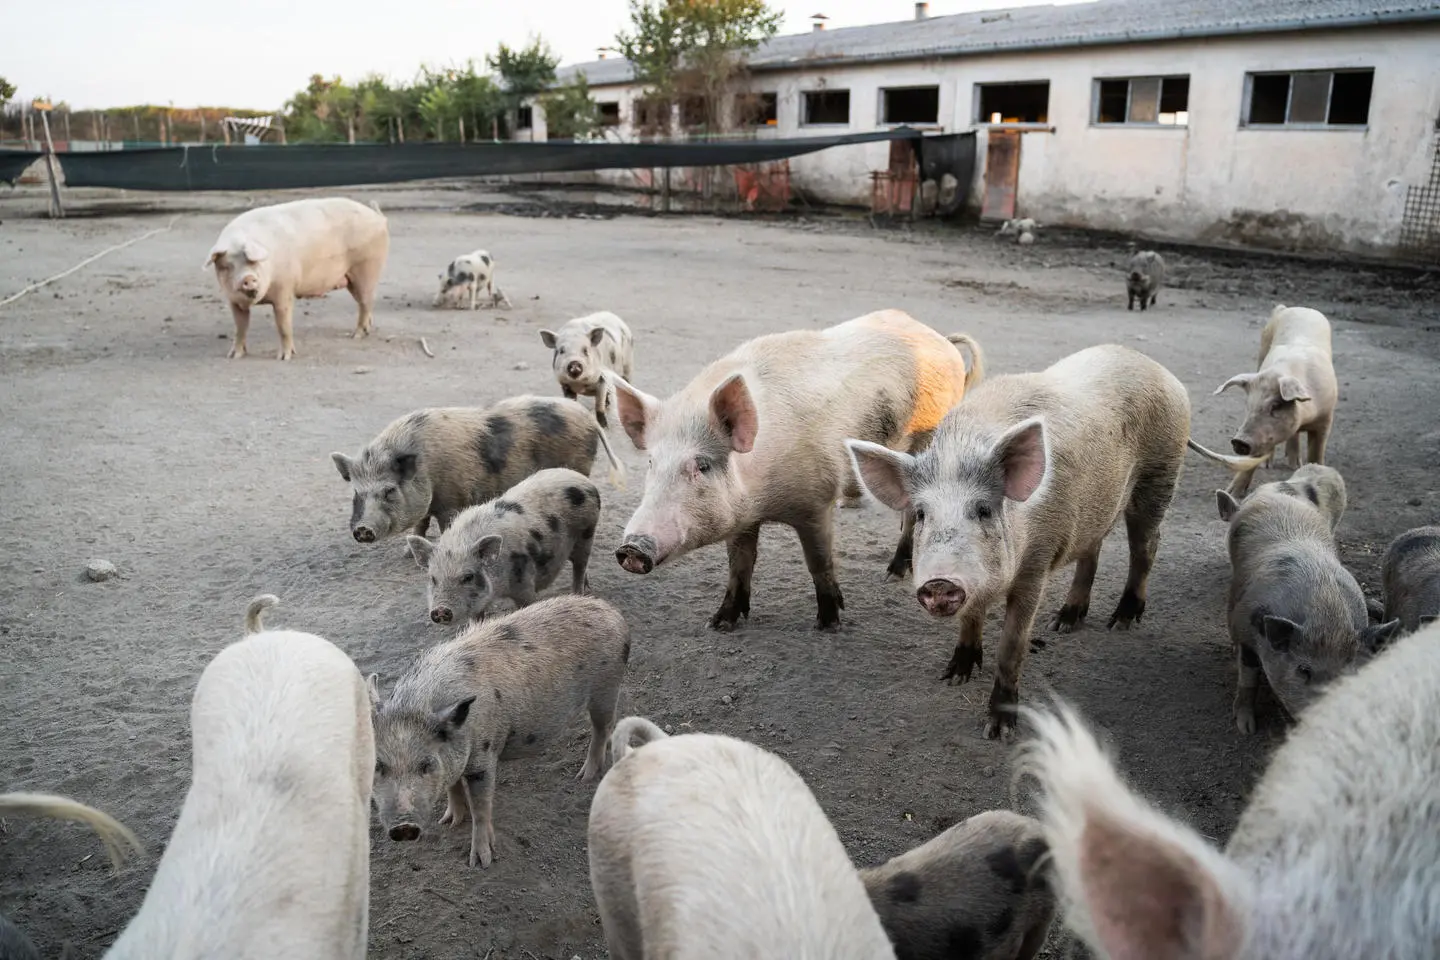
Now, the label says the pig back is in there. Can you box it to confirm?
[233,198,388,297]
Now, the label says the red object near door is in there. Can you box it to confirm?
[981,129,1020,221]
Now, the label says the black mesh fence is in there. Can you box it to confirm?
[0,150,42,184]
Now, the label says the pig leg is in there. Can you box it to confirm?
[579,688,619,782]
[710,523,760,631]
[1235,644,1260,734]
[1306,418,1331,464]
[1225,466,1257,499]
[795,511,845,631]
[463,752,500,868]
[942,609,986,685]
[987,572,1048,740]
[1282,434,1301,469]
[227,302,251,359]
[1108,468,1176,629]
[346,277,374,339]
[1050,546,1100,632]
[571,531,594,595]
[439,781,469,827]
[562,384,579,400]
[886,509,916,580]
[413,516,432,537]
[492,281,512,309]
[1127,293,1135,311]
[272,295,297,361]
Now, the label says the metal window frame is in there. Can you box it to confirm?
[877,84,942,126]
[801,88,852,127]
[972,79,1052,127]
[1090,75,1190,127]
[1241,68,1373,130]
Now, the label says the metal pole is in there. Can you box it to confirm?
[39,110,64,219]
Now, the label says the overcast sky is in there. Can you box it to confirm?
[2,0,1079,111]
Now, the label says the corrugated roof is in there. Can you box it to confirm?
[556,0,1440,87]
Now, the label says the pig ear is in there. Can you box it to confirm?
[1262,615,1303,652]
[242,239,270,263]
[472,534,502,562]
[204,247,223,269]
[1213,374,1255,395]
[433,695,477,739]
[610,374,661,451]
[366,673,382,709]
[406,535,434,568]
[994,417,1047,502]
[589,326,607,347]
[1277,376,1311,403]
[1360,618,1403,655]
[844,439,913,512]
[539,329,558,350]
[1022,704,1249,960]
[393,453,418,482]
[709,374,759,455]
[1216,490,1241,522]
[331,452,354,482]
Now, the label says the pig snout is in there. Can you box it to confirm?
[430,606,454,624]
[616,537,657,575]
[353,525,377,543]
[566,360,584,380]
[388,823,422,842]
[917,578,966,617]
[1231,438,1255,457]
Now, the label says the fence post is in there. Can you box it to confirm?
[37,107,64,219]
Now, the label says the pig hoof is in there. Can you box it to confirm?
[983,717,1017,741]
[1049,603,1088,633]
[885,558,912,581]
[277,348,295,361]
[708,614,741,632]
[942,645,982,685]
[1106,593,1146,630]
[1235,710,1256,735]
[226,343,246,359]
[469,847,494,869]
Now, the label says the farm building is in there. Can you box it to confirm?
[536,0,1440,259]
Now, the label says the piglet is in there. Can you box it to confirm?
[434,249,510,310]
[1125,250,1165,311]
[539,311,635,426]
[1381,525,1440,634]
[369,595,630,867]
[406,468,600,624]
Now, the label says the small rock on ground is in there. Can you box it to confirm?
[84,559,118,582]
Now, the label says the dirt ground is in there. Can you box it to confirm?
[1,179,1438,959]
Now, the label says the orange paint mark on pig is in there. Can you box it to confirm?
[851,310,975,435]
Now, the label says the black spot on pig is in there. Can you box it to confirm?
[494,499,525,516]
[582,526,595,541]
[945,926,983,956]
[546,513,561,532]
[524,733,537,745]
[510,552,529,583]
[465,769,486,784]
[529,528,544,542]
[565,486,586,506]
[887,871,922,903]
[478,416,515,475]
[527,403,567,437]
[492,624,522,645]
[1304,484,1320,506]
[987,906,1015,937]
[866,392,900,442]
[480,254,491,266]
[526,541,553,569]
[986,847,1028,894]
[622,640,631,662]
[350,493,364,524]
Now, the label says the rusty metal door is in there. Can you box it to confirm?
[980,129,1020,221]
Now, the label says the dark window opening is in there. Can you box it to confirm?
[1328,71,1373,124]
[1246,69,1373,126]
[516,106,534,129]
[634,98,667,131]
[681,96,709,128]
[737,92,778,126]
[882,86,940,124]
[977,82,1049,124]
[1095,76,1189,125]
[598,102,621,127]
[803,90,850,125]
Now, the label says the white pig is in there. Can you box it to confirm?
[1209,304,1338,496]
[1022,622,1440,960]
[104,596,375,960]
[434,249,510,310]
[538,311,635,426]
[590,718,898,960]
[206,197,389,361]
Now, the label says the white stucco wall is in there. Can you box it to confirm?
[539,23,1440,254]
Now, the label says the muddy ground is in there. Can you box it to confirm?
[1,180,1438,959]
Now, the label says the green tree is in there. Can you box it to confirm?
[0,77,16,109]
[490,38,559,136]
[539,74,601,141]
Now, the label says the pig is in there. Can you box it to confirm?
[997,218,1038,243]
[859,810,1056,960]
[0,913,38,960]
[1381,525,1440,634]
[1217,467,1399,734]
[1021,621,1440,960]
[589,719,899,960]
[610,309,984,631]
[369,595,629,867]
[105,595,375,960]
[1125,250,1165,311]
[847,345,1190,739]
[1210,304,1338,497]
[406,468,600,624]
[538,311,635,427]
[433,249,511,310]
[205,197,389,361]
[332,395,624,543]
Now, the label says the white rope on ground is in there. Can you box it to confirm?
[0,215,182,309]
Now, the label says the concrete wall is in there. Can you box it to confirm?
[539,23,1440,255]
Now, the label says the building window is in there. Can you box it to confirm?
[737,92,778,127]
[1095,76,1189,125]
[598,102,621,127]
[517,106,534,129]
[1243,69,1373,127]
[803,90,851,125]
[976,82,1049,124]
[881,86,940,125]
[634,98,667,131]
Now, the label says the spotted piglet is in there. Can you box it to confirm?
[859,811,1056,960]
[369,595,630,868]
[406,468,600,625]
[538,311,635,427]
